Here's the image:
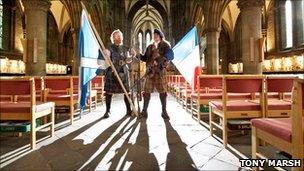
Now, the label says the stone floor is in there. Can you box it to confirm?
[0,94,246,170]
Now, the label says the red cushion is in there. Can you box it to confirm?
[210,100,261,111]
[226,79,263,93]
[92,77,103,84]
[0,102,54,113]
[267,78,294,93]
[46,94,78,101]
[44,78,70,90]
[0,80,31,95]
[191,93,222,100]
[251,118,292,142]
[267,99,291,110]
[228,93,252,99]
[199,77,222,89]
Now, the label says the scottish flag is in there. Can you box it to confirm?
[79,10,108,109]
[172,26,200,90]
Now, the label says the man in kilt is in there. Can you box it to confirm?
[137,29,174,119]
[103,29,135,118]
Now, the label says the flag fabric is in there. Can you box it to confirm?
[79,10,108,109]
[172,26,200,90]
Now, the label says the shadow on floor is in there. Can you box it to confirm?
[2,115,129,170]
[165,120,197,170]
[2,117,199,170]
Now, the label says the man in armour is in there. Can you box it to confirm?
[137,29,174,119]
[103,29,135,118]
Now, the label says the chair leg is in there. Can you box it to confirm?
[31,116,36,149]
[209,106,213,136]
[95,96,98,109]
[190,99,193,115]
[252,127,258,171]
[50,106,55,137]
[89,97,92,113]
[70,105,74,124]
[223,116,228,148]
[197,101,201,122]
[43,116,47,124]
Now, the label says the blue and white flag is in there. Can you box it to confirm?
[172,26,200,90]
[79,10,108,109]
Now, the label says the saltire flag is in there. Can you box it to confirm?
[172,26,200,90]
[79,10,108,109]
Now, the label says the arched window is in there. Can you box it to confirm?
[146,32,151,46]
[138,32,142,53]
[285,0,293,48]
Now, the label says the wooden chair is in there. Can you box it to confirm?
[91,76,104,104]
[209,75,265,147]
[265,76,295,118]
[251,78,304,171]
[175,76,187,102]
[72,76,97,112]
[16,76,44,102]
[180,81,192,112]
[0,77,55,149]
[170,75,179,95]
[43,76,77,124]
[191,75,222,122]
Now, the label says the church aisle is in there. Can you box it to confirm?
[1,94,243,170]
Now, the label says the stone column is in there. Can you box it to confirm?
[23,0,50,76]
[238,0,264,74]
[71,28,79,75]
[206,28,220,74]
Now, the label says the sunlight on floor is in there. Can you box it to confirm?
[1,94,241,170]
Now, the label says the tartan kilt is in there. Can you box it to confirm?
[104,69,130,94]
[144,74,167,93]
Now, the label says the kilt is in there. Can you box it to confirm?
[104,69,130,94]
[144,74,167,93]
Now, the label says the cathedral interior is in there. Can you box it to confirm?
[0,0,304,170]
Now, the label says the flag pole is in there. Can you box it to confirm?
[80,2,138,116]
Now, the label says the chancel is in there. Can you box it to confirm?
[0,0,303,171]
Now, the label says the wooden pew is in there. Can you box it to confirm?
[16,76,44,102]
[251,78,303,171]
[91,76,104,104]
[170,75,179,95]
[0,77,55,149]
[191,75,222,122]
[72,76,97,112]
[265,76,295,118]
[180,81,192,112]
[43,76,77,124]
[209,75,265,147]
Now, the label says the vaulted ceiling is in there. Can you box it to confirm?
[17,0,273,45]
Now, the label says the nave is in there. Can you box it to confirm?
[1,94,243,170]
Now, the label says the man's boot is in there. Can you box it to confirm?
[140,93,151,118]
[160,93,170,120]
[104,93,112,118]
[124,94,132,116]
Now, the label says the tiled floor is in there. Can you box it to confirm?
[0,94,245,170]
